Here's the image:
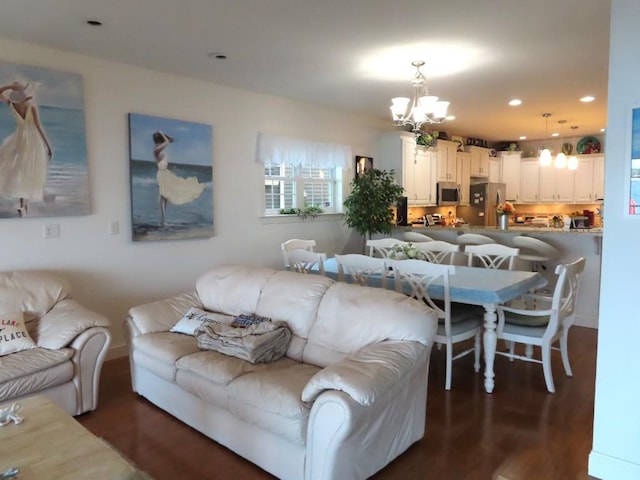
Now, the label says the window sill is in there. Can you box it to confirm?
[259,213,344,225]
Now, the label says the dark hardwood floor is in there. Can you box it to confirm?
[78,327,598,480]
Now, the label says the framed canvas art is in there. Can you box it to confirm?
[629,107,640,215]
[0,61,90,218]
[355,155,373,177]
[128,113,213,241]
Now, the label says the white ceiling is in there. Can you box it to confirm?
[0,0,611,142]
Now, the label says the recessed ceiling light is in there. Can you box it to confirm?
[580,95,596,103]
[445,115,456,121]
[508,99,522,106]
[600,128,606,132]
[552,132,560,137]
[207,52,227,59]
[519,136,527,140]
[86,20,103,26]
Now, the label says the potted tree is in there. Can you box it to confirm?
[343,168,404,250]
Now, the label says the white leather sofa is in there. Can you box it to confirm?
[125,264,437,480]
[0,270,111,415]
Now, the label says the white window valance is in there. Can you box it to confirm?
[257,133,351,169]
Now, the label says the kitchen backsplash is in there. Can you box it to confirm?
[406,203,603,226]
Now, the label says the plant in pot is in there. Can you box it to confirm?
[343,168,404,251]
[415,130,439,148]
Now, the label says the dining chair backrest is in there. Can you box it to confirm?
[334,254,388,288]
[366,238,406,258]
[281,239,316,269]
[402,232,434,243]
[547,257,586,334]
[456,233,496,246]
[414,240,460,265]
[287,248,327,275]
[465,244,520,270]
[391,259,454,325]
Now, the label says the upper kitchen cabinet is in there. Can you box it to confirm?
[436,139,458,182]
[377,131,436,206]
[466,146,491,177]
[498,151,522,202]
[520,159,540,203]
[489,157,501,183]
[538,162,575,202]
[574,154,605,202]
[457,151,471,205]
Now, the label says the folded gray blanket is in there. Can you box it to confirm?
[195,320,291,364]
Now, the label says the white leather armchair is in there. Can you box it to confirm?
[0,270,111,415]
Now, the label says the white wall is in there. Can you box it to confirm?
[0,38,386,355]
[589,1,640,478]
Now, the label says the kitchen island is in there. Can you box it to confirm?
[390,225,602,328]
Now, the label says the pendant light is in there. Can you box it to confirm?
[539,113,552,166]
[555,120,567,168]
[568,125,579,170]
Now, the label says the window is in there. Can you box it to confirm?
[264,161,339,215]
[258,133,350,216]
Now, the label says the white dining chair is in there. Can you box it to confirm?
[392,259,482,390]
[402,232,434,243]
[287,248,327,275]
[366,238,406,258]
[495,257,586,393]
[334,254,388,288]
[281,238,316,269]
[414,240,460,265]
[465,244,520,270]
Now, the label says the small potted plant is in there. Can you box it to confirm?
[415,131,439,149]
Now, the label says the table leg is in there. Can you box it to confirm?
[482,303,498,393]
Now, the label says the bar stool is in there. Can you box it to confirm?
[456,233,496,246]
[511,236,560,273]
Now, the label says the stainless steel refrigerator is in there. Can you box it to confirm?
[457,182,506,227]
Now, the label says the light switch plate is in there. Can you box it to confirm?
[43,224,60,239]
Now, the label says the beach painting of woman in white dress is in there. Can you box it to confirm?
[128,113,213,241]
[0,62,90,218]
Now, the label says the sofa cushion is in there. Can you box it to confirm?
[254,271,334,362]
[226,362,320,445]
[0,270,71,322]
[0,347,74,402]
[196,265,277,316]
[132,332,199,381]
[304,282,435,367]
[0,311,36,356]
[175,351,299,408]
[128,292,203,335]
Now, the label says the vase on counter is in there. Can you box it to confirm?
[498,214,509,230]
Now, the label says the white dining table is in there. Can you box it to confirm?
[318,258,547,393]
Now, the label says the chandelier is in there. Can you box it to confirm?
[390,61,450,132]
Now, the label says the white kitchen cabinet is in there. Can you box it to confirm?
[573,154,605,202]
[377,131,436,205]
[466,146,491,177]
[489,157,501,183]
[539,163,574,202]
[436,139,458,182]
[457,151,471,205]
[520,160,540,202]
[499,152,522,202]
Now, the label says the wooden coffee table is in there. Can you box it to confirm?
[0,396,147,479]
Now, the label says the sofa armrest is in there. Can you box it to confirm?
[37,299,110,349]
[302,340,428,406]
[69,326,111,414]
[127,291,202,335]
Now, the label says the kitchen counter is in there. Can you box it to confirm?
[403,224,603,236]
[390,224,603,329]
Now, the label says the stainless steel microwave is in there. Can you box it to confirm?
[436,182,460,206]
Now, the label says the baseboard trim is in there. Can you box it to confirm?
[589,450,640,479]
[106,343,128,360]
[575,313,598,329]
